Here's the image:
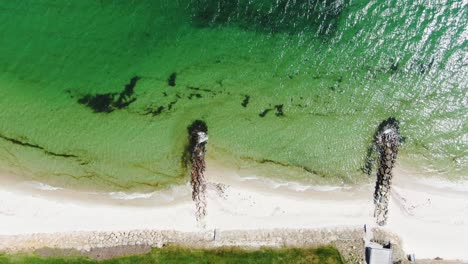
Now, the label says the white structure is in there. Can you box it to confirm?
[197,132,208,144]
[366,246,393,264]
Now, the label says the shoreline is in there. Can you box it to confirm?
[0,161,467,261]
[0,159,371,207]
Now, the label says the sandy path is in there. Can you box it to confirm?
[0,162,467,261]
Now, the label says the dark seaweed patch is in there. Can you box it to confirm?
[419,57,434,74]
[167,100,177,110]
[114,76,140,109]
[259,109,272,117]
[77,93,115,113]
[77,76,140,113]
[301,166,318,175]
[168,72,177,87]
[389,59,399,73]
[187,86,213,93]
[247,157,327,178]
[145,106,165,116]
[390,63,399,73]
[259,104,284,117]
[274,104,284,116]
[144,99,179,117]
[187,86,218,96]
[241,95,250,107]
[0,133,78,158]
[216,80,224,87]
[188,93,203,99]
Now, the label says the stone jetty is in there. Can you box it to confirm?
[188,120,209,225]
[373,118,402,226]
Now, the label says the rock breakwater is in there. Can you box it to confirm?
[188,120,209,225]
[373,118,402,226]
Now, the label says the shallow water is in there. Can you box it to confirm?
[0,0,466,190]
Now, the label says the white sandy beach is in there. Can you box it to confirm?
[0,161,467,261]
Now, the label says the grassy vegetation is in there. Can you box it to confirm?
[0,246,344,264]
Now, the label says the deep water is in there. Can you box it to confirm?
[0,0,466,190]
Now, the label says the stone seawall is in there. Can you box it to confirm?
[0,228,365,263]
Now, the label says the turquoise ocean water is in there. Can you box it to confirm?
[0,0,466,191]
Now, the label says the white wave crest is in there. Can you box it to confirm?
[108,192,155,200]
[30,181,63,191]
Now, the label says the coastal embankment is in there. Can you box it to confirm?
[0,228,366,263]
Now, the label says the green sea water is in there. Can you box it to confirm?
[0,0,466,191]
